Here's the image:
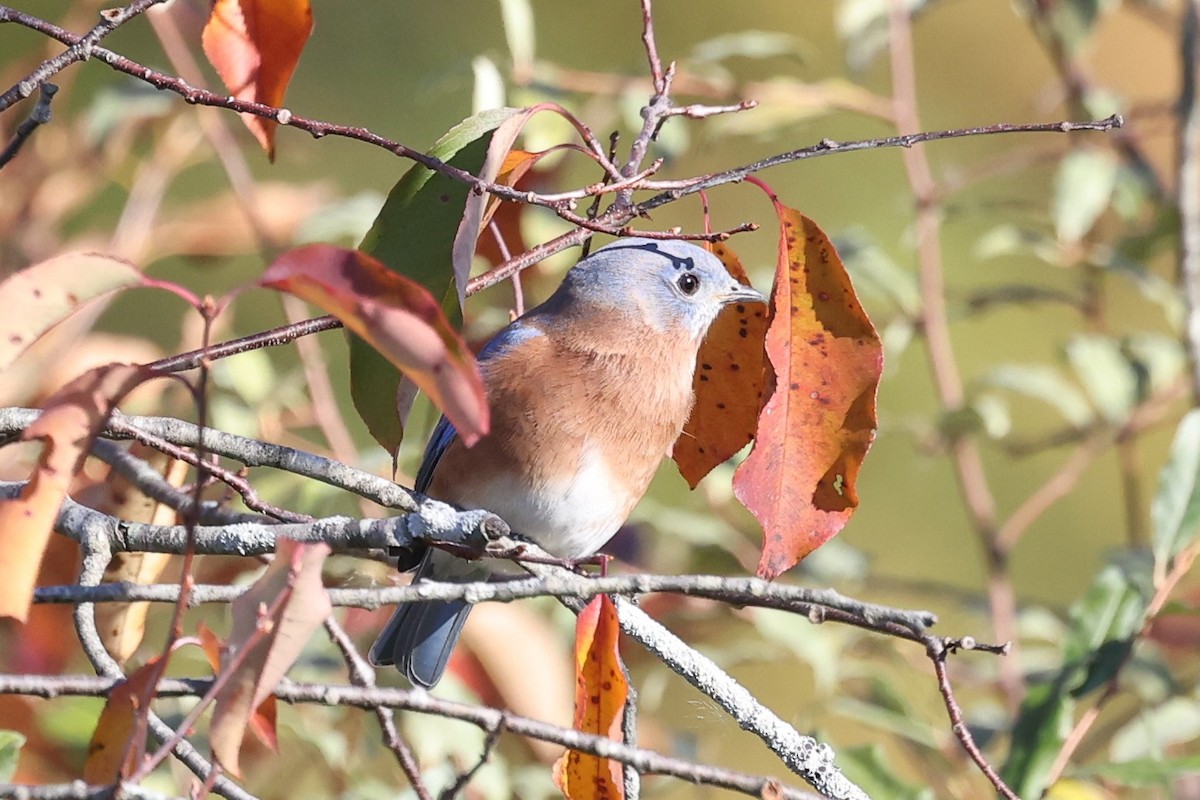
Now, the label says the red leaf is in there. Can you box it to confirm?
[552,595,626,799]
[261,244,488,446]
[673,242,769,487]
[202,0,313,160]
[0,364,149,621]
[734,207,883,580]
[209,539,330,776]
[83,656,169,783]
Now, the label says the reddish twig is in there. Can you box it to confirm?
[927,638,1019,800]
[886,0,1021,710]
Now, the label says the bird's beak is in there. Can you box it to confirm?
[721,283,767,305]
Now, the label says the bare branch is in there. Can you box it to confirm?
[0,673,828,800]
[0,0,168,113]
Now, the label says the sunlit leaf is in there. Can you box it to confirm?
[210,539,331,777]
[452,108,545,304]
[0,364,148,621]
[353,109,520,454]
[978,364,1094,428]
[1054,149,1119,245]
[1151,410,1200,569]
[0,252,144,372]
[838,744,933,800]
[83,656,168,783]
[733,207,883,579]
[1002,560,1152,797]
[261,244,488,447]
[1066,334,1137,423]
[0,730,24,782]
[1073,756,1200,788]
[674,242,768,487]
[202,0,313,159]
[552,595,626,800]
[690,30,810,63]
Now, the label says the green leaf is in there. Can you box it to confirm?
[979,363,1094,428]
[1151,409,1200,569]
[690,30,810,63]
[1002,560,1152,797]
[1074,755,1200,787]
[352,108,521,455]
[1066,334,1138,423]
[1002,677,1076,799]
[0,730,25,782]
[1054,149,1119,245]
[838,743,933,800]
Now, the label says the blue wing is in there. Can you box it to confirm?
[413,319,543,493]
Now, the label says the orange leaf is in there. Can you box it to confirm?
[552,595,626,800]
[209,539,330,776]
[673,242,768,487]
[734,207,883,580]
[261,244,488,446]
[0,364,149,621]
[0,252,145,372]
[83,655,169,783]
[202,0,313,160]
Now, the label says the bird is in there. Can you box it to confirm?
[368,237,765,687]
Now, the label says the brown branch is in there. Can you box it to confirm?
[927,639,1019,800]
[1180,0,1200,401]
[886,0,1022,713]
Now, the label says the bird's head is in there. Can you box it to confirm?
[562,237,765,342]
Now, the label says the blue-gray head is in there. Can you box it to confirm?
[558,237,765,341]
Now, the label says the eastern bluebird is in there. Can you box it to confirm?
[369,237,765,687]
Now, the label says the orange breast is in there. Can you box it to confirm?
[425,316,697,558]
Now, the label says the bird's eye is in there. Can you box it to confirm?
[677,273,700,296]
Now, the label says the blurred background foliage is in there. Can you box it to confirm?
[0,0,1198,798]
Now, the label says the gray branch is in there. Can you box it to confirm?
[0,674,825,800]
[0,783,180,800]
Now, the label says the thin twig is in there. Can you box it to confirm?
[0,0,168,113]
[927,639,1019,800]
[323,616,432,799]
[887,0,1021,712]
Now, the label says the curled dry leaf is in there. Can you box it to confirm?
[451,107,539,303]
[95,445,188,664]
[83,656,169,784]
[0,364,149,621]
[210,539,330,776]
[673,242,768,487]
[0,252,145,373]
[202,0,313,160]
[552,595,627,800]
[260,244,488,446]
[195,622,278,751]
[733,207,883,580]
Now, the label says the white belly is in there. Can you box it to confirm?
[464,443,631,560]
